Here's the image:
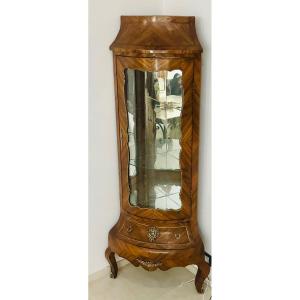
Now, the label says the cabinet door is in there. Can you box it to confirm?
[116,56,194,220]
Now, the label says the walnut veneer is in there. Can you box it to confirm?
[105,16,210,294]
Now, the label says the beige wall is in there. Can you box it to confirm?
[89,0,211,274]
[89,0,162,275]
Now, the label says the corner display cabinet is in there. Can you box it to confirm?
[105,16,210,293]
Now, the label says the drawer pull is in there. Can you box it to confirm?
[174,233,181,240]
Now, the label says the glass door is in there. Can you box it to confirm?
[125,69,183,211]
[116,57,193,220]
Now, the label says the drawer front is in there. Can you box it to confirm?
[120,220,190,245]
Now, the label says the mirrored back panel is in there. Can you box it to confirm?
[125,68,183,210]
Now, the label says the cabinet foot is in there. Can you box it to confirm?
[195,260,210,294]
[105,247,118,279]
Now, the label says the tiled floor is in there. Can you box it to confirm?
[89,263,211,300]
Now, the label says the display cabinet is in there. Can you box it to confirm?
[105,16,210,293]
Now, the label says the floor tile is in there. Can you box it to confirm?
[89,263,211,300]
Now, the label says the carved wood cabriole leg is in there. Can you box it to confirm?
[105,247,118,278]
[195,260,210,294]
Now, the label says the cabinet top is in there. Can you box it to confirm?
[110,16,202,58]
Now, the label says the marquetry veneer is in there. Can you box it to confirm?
[105,16,210,293]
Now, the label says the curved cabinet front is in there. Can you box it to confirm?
[119,217,191,248]
[106,16,210,294]
[116,56,194,220]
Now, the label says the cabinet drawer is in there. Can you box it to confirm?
[120,220,190,245]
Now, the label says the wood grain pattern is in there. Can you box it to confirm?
[106,16,209,294]
[105,247,118,278]
[110,16,202,58]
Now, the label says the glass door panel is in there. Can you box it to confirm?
[125,69,183,210]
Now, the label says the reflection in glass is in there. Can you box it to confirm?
[125,69,183,210]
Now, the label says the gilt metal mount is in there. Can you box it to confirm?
[148,227,160,242]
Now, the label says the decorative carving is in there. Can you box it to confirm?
[135,257,162,268]
[148,227,159,242]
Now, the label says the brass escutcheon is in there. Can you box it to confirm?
[148,227,159,242]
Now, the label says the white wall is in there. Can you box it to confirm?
[89,0,211,275]
[89,0,162,275]
[162,0,211,255]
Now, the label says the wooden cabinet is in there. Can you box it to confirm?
[105,16,210,293]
